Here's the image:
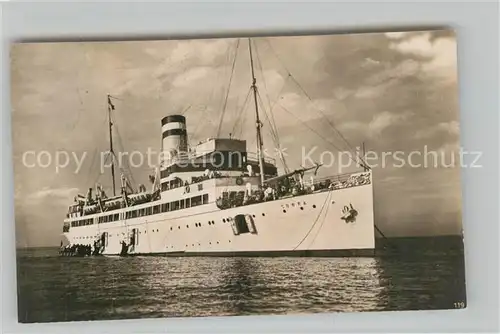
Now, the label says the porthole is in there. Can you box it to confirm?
[313,205,317,208]
[217,241,219,244]
[252,214,256,218]
[300,207,304,210]
[178,226,180,229]
[223,219,226,223]
[283,210,286,213]
[262,213,265,216]
[186,225,189,228]
[170,227,173,231]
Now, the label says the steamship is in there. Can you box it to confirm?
[60,38,375,257]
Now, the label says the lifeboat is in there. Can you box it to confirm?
[103,199,123,210]
[83,204,98,214]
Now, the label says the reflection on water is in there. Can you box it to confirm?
[16,236,466,323]
[216,257,384,315]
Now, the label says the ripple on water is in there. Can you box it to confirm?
[16,237,466,322]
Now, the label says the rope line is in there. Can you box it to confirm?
[264,38,368,167]
[278,103,360,167]
[216,39,240,137]
[231,86,252,137]
[293,191,332,250]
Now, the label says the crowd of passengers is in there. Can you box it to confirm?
[216,172,370,209]
[59,241,104,257]
[327,172,370,190]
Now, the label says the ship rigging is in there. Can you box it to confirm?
[75,37,372,215]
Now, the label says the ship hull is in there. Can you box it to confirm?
[107,249,375,257]
[62,182,375,257]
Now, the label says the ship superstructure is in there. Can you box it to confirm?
[60,39,375,257]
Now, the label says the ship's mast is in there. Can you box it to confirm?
[248,38,266,187]
[107,94,116,196]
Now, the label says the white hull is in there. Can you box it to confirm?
[63,182,375,256]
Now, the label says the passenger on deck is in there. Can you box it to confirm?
[264,186,275,201]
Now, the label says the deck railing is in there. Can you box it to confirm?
[304,171,371,191]
[215,171,371,210]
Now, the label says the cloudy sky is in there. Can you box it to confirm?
[11,30,462,248]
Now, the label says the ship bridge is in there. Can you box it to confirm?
[160,138,277,179]
[159,114,277,188]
